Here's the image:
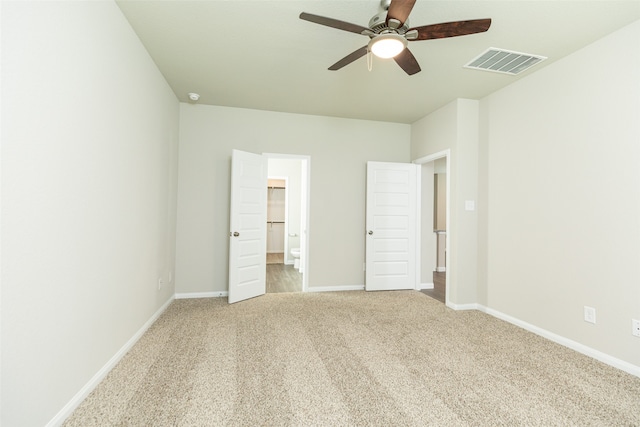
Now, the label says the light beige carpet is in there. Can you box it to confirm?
[64,291,640,426]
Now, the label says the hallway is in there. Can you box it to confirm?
[421,272,445,303]
[266,253,302,293]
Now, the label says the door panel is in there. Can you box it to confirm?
[228,149,267,303]
[366,162,418,291]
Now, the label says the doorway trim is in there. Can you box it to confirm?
[414,149,451,306]
[264,153,311,293]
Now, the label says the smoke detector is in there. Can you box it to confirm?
[188,92,200,102]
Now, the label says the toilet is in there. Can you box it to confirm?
[290,248,300,270]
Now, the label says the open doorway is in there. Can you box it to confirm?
[415,151,449,304]
[425,158,447,302]
[265,155,310,293]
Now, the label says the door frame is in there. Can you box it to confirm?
[265,153,311,292]
[414,149,451,306]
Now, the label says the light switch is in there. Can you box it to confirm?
[465,200,476,211]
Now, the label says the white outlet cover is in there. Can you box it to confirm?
[584,306,596,324]
[632,319,640,337]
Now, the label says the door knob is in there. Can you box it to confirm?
[368,230,373,235]
[233,231,240,237]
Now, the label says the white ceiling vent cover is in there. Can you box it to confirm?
[465,48,546,75]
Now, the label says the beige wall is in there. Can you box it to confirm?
[412,21,640,370]
[176,104,410,293]
[1,2,179,425]
[479,20,640,368]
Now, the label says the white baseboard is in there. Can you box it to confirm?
[175,291,228,299]
[418,282,434,290]
[448,302,479,311]
[176,286,368,297]
[46,296,175,427]
[477,305,640,378]
[307,284,365,293]
[435,267,446,272]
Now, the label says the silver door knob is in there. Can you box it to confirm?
[233,231,240,237]
[368,230,373,235]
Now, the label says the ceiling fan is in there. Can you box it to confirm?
[300,0,491,75]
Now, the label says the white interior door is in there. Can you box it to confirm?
[228,149,267,303]
[366,161,418,291]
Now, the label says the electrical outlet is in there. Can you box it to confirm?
[633,319,640,338]
[169,271,173,283]
[158,278,164,290]
[584,306,596,324]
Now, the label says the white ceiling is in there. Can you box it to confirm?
[116,0,640,124]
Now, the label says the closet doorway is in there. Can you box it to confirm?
[415,151,449,305]
[426,158,447,303]
[265,155,310,293]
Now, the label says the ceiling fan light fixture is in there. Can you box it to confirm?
[368,33,407,58]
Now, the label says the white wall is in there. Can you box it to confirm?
[1,2,179,425]
[411,99,480,306]
[176,104,410,294]
[479,20,640,368]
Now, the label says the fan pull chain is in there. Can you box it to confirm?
[367,49,373,72]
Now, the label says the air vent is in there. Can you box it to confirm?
[464,48,546,75]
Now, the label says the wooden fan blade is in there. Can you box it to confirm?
[329,46,368,70]
[394,48,421,75]
[300,12,370,35]
[410,18,491,41]
[386,0,416,26]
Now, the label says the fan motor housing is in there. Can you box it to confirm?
[368,11,410,34]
